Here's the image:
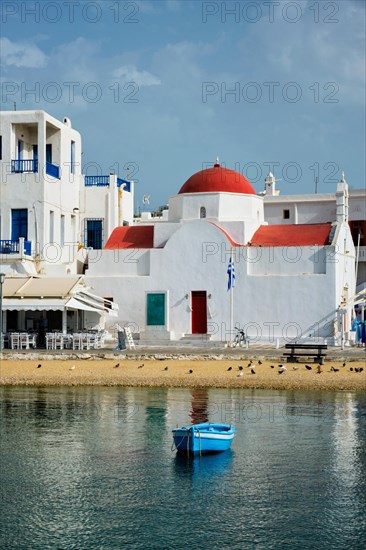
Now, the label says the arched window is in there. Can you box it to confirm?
[200,206,206,219]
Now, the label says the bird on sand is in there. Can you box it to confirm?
[270,365,275,369]
[350,367,353,372]
[330,366,339,372]
[188,369,193,374]
[37,364,42,368]
[292,366,299,371]
[138,364,144,369]
[278,365,286,374]
[305,365,312,371]
[258,360,263,365]
[69,365,75,370]
[113,363,120,368]
[164,366,168,371]
[227,367,232,371]
[237,372,243,377]
[316,365,323,374]
[342,362,346,367]
[238,365,243,371]
[251,369,256,375]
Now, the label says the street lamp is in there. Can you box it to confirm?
[0,273,5,353]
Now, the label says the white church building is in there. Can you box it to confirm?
[86,162,357,344]
[0,109,363,346]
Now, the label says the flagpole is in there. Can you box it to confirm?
[230,247,234,346]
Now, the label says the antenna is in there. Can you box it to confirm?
[13,102,16,111]
[315,176,318,194]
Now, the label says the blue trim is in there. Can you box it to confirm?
[0,239,31,255]
[84,175,109,186]
[46,161,60,179]
[11,159,38,173]
[117,178,131,192]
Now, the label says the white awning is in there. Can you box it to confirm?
[2,276,118,316]
[3,298,68,311]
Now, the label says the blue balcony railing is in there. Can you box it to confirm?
[11,159,38,173]
[46,161,60,179]
[117,178,131,192]
[84,175,110,187]
[0,240,31,255]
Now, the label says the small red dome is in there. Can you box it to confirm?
[178,164,255,195]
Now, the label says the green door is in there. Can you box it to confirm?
[147,293,166,326]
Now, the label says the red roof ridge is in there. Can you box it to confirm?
[104,225,154,249]
[249,223,333,247]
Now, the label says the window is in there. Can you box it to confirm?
[147,293,166,326]
[49,211,54,243]
[46,144,52,163]
[32,144,38,161]
[60,215,65,246]
[85,219,103,249]
[104,297,113,310]
[283,209,290,220]
[18,139,24,160]
[11,209,28,240]
[71,141,75,173]
[200,207,206,219]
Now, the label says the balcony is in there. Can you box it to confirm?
[84,175,110,187]
[0,239,32,256]
[46,161,60,179]
[11,159,38,173]
[84,175,131,192]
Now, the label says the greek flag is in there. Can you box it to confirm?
[227,257,235,290]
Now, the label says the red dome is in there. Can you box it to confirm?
[178,163,255,195]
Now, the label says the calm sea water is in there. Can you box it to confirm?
[0,386,365,550]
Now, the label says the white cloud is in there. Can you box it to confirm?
[0,37,47,68]
[112,65,161,87]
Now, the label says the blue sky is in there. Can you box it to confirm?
[1,0,365,209]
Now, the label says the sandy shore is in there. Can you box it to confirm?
[0,358,365,391]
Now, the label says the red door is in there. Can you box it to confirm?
[191,291,207,334]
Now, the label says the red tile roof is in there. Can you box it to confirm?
[249,223,333,247]
[104,226,154,249]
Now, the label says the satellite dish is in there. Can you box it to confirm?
[142,195,150,205]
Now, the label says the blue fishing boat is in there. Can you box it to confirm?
[172,423,235,454]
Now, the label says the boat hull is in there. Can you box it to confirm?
[172,423,235,454]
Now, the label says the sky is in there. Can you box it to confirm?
[1,0,365,210]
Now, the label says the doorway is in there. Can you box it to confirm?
[191,291,207,334]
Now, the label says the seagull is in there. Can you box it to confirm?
[270,365,275,369]
[250,369,256,375]
[227,367,232,371]
[188,369,193,374]
[37,364,42,368]
[279,365,286,374]
[278,370,285,375]
[342,362,346,367]
[247,361,254,368]
[292,366,299,371]
[350,367,353,372]
[69,365,75,371]
[164,366,168,371]
[305,365,312,371]
[330,367,339,372]
[138,364,144,369]
[113,363,120,368]
[258,360,263,365]
[238,366,243,371]
[237,372,243,377]
[354,368,359,373]
[359,368,364,373]
[316,365,323,374]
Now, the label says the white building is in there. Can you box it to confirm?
[0,109,134,336]
[262,172,366,288]
[86,162,357,345]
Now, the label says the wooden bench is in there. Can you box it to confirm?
[283,343,328,364]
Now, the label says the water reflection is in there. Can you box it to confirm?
[189,389,209,424]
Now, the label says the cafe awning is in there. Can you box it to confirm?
[2,276,118,316]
